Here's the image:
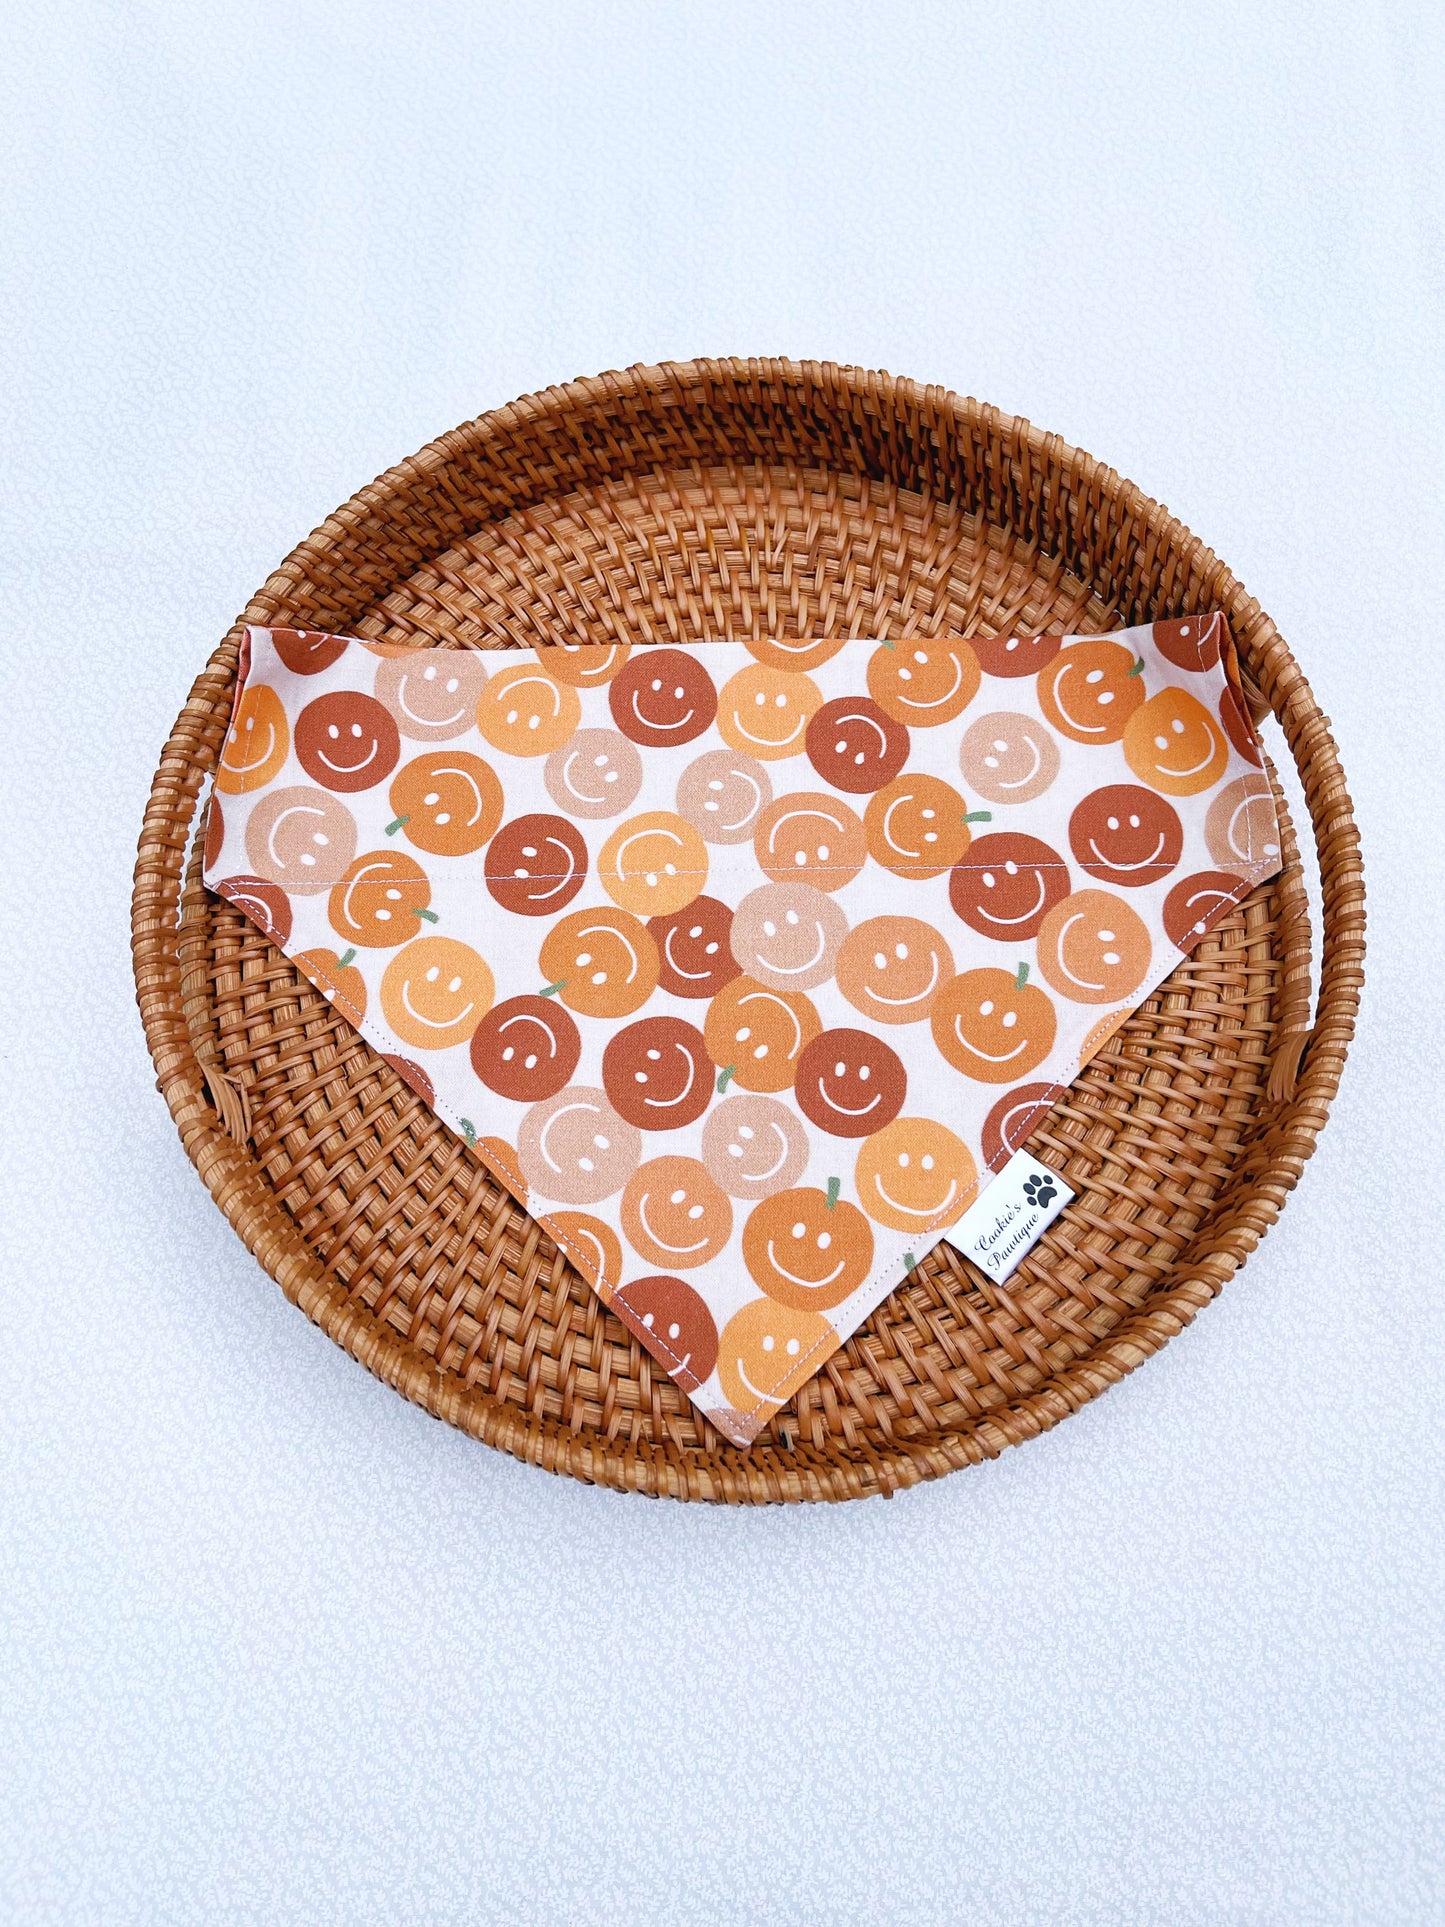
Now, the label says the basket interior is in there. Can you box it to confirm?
[137,363,1359,1502]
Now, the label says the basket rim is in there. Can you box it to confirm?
[132,357,1366,1502]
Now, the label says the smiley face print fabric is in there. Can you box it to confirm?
[205,617,1281,1446]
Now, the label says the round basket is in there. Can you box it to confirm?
[132,359,1364,1503]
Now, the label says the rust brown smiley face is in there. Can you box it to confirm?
[1069,784,1183,888]
[469,993,582,1103]
[971,632,1064,678]
[949,833,1071,941]
[602,1017,715,1131]
[650,895,741,999]
[484,813,588,915]
[611,1274,720,1393]
[805,696,910,794]
[294,691,401,793]
[794,1028,908,1139]
[269,627,349,675]
[610,648,718,748]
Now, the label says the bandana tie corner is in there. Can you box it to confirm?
[206,614,1281,1447]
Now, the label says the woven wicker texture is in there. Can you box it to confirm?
[133,360,1364,1503]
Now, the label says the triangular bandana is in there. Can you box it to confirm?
[205,618,1282,1445]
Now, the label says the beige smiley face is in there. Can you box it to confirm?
[676,747,774,843]
[544,728,643,819]
[959,711,1061,804]
[243,785,358,894]
[517,1086,642,1205]
[700,1095,810,1200]
[374,651,489,741]
[729,883,849,992]
[1205,772,1281,870]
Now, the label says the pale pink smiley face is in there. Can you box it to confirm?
[516,1086,642,1205]
[544,727,643,819]
[374,651,489,740]
[700,1095,810,1200]
[729,883,849,991]
[243,785,358,893]
[960,711,1061,805]
[675,748,774,844]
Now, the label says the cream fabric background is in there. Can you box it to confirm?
[2,4,1441,1920]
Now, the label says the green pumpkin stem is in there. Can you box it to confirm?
[1127,656,1146,677]
[385,814,409,836]
[337,948,356,970]
[826,1176,840,1210]
[459,1118,476,1146]
[414,906,439,923]
[539,979,566,999]
[716,1065,735,1094]
[904,1250,917,1271]
[963,810,992,823]
[1016,962,1030,990]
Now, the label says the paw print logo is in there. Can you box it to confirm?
[1022,1172,1058,1210]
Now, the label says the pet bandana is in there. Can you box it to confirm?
[205,617,1282,1445]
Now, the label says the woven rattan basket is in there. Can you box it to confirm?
[133,359,1364,1502]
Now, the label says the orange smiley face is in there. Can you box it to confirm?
[295,946,368,1022]
[754,792,867,891]
[537,641,631,688]
[538,907,660,1019]
[543,1210,624,1303]
[379,936,494,1050]
[931,964,1057,1082]
[387,751,503,856]
[217,682,290,794]
[475,662,581,757]
[835,917,955,1024]
[598,810,709,918]
[703,975,822,1094]
[854,1118,979,1233]
[716,1296,837,1421]
[1123,687,1229,796]
[328,850,433,948]
[1038,639,1147,745]
[742,1181,875,1311]
[745,634,848,674]
[620,1157,733,1270]
[866,638,981,728]
[716,664,823,760]
[1036,889,1152,1004]
[863,773,979,879]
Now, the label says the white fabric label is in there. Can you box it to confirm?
[954,1151,1074,1283]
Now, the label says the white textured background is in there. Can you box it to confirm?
[2,4,1441,1921]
